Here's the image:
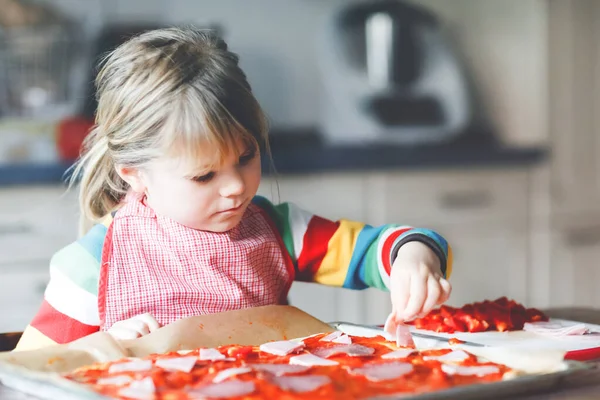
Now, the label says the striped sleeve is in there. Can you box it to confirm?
[252,196,453,291]
[14,220,110,351]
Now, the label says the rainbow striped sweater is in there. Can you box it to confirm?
[15,196,452,351]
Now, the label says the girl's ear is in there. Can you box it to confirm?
[115,165,147,194]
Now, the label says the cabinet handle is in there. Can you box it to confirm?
[565,228,600,247]
[0,223,32,235]
[439,190,492,210]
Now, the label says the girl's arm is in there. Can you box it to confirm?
[253,196,452,290]
[14,224,107,351]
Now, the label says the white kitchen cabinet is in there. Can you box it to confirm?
[0,185,78,332]
[257,173,368,221]
[546,215,600,308]
[548,0,600,217]
[372,170,530,309]
[440,224,529,307]
[0,185,78,266]
[0,261,50,332]
[365,169,530,228]
[527,0,600,310]
[259,169,533,325]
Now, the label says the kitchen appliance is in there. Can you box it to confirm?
[318,0,474,145]
[0,19,82,119]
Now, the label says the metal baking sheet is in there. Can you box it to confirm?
[0,322,596,400]
[331,322,598,400]
[0,357,594,400]
[0,361,108,400]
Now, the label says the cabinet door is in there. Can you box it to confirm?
[0,263,49,332]
[257,173,367,221]
[366,169,530,308]
[548,0,600,215]
[549,219,600,308]
[0,185,78,266]
[365,170,530,228]
[442,224,529,307]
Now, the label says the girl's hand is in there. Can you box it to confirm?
[107,313,161,340]
[386,241,451,333]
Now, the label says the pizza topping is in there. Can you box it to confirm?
[117,377,155,400]
[188,380,256,399]
[289,353,339,367]
[384,313,415,347]
[199,348,227,361]
[320,331,343,342]
[381,349,415,360]
[423,350,470,363]
[270,375,331,393]
[523,321,589,336]
[349,362,414,382]
[394,324,415,348]
[96,375,133,386]
[441,364,500,376]
[212,367,253,383]
[411,297,549,333]
[312,344,375,358]
[65,331,513,399]
[155,356,197,373]
[259,340,305,356]
[331,334,352,344]
[249,363,311,376]
[225,345,254,359]
[108,359,153,374]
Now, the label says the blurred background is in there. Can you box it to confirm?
[0,0,596,332]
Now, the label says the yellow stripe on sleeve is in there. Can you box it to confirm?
[313,220,364,286]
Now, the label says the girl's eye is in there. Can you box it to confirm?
[192,172,215,183]
[239,151,256,166]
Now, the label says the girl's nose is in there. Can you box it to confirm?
[219,171,246,197]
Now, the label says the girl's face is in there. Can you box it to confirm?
[136,141,262,232]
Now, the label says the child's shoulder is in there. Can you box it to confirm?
[250,195,285,217]
[50,219,112,281]
[251,195,272,209]
[251,195,292,210]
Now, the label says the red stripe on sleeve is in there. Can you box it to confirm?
[296,217,340,281]
[30,300,99,344]
[381,228,413,275]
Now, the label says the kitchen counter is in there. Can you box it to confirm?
[267,136,547,175]
[0,131,547,186]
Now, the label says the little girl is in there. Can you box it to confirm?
[16,27,452,351]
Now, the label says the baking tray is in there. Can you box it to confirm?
[333,322,599,399]
[0,362,108,400]
[0,360,595,400]
[0,322,597,400]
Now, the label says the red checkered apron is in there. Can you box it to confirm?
[98,195,295,330]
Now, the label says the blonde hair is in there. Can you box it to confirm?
[70,27,269,234]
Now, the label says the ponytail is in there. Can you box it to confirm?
[69,127,129,235]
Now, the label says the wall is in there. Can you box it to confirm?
[41,0,547,146]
